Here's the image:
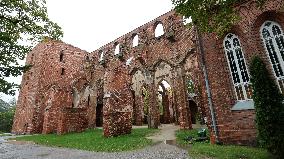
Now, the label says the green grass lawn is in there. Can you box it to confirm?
[13,128,159,152]
[0,131,11,136]
[0,133,11,136]
[176,129,272,159]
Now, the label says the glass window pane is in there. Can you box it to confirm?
[262,21,284,78]
[235,85,244,100]
[224,33,251,100]
[261,21,284,94]
[272,25,281,36]
[245,84,253,99]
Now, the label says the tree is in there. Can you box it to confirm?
[0,98,10,112]
[249,56,284,158]
[0,107,15,132]
[172,0,267,35]
[8,97,16,107]
[0,0,63,95]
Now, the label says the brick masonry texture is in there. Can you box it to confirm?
[12,0,284,145]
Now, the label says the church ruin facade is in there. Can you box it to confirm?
[12,0,284,145]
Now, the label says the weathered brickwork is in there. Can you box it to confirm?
[12,41,89,134]
[12,0,283,145]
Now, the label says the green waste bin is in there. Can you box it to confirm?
[197,128,206,138]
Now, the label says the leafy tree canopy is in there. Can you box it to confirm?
[172,0,267,35]
[0,98,10,112]
[0,0,63,95]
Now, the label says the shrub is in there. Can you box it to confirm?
[249,56,284,158]
[0,108,15,132]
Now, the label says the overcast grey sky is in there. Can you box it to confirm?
[47,0,174,52]
[0,0,174,102]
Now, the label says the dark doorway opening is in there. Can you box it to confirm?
[96,103,103,127]
[188,100,198,124]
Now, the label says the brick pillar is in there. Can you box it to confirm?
[87,87,97,128]
[134,95,143,126]
[42,111,52,134]
[57,110,66,135]
[172,66,192,129]
[103,68,133,137]
[145,70,159,129]
[162,93,171,123]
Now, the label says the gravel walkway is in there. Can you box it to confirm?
[0,125,189,159]
[0,141,188,159]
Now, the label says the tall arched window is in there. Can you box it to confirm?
[155,23,164,37]
[132,34,139,47]
[114,43,120,55]
[99,50,104,62]
[224,33,252,100]
[261,21,284,93]
[59,52,64,62]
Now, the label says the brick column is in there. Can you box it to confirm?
[172,66,192,129]
[133,95,143,126]
[103,67,133,137]
[87,87,97,128]
[145,70,159,129]
[162,93,171,123]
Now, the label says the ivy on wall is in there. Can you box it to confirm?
[249,56,284,159]
[172,0,268,35]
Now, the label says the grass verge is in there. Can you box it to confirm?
[0,133,11,136]
[13,128,159,152]
[176,129,272,159]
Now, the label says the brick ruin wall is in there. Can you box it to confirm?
[89,10,198,136]
[12,0,284,145]
[12,41,90,134]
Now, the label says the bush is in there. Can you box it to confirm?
[249,56,284,158]
[0,108,15,133]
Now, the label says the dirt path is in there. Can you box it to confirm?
[146,124,179,142]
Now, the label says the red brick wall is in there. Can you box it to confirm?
[199,0,284,145]
[12,40,88,134]
[13,0,283,145]
[89,11,197,135]
[57,108,88,135]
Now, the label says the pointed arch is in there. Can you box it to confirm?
[260,21,284,92]
[223,33,252,100]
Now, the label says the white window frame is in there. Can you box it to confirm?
[260,21,284,93]
[224,33,252,101]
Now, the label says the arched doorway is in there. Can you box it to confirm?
[141,86,150,125]
[188,100,198,124]
[157,80,175,124]
[186,77,205,125]
[96,80,104,127]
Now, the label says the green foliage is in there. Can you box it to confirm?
[13,128,159,152]
[187,78,195,94]
[0,98,10,112]
[0,0,63,95]
[0,107,15,132]
[172,0,267,36]
[176,129,272,159]
[176,128,200,146]
[249,56,284,158]
[188,142,271,159]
